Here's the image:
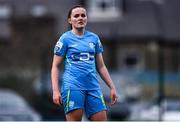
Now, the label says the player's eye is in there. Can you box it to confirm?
[74,14,80,18]
[81,14,86,18]
[74,14,86,18]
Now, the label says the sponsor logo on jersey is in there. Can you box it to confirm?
[70,52,95,61]
[55,41,63,51]
[98,39,102,48]
[56,42,63,49]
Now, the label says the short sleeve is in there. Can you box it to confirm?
[54,36,68,57]
[95,36,103,54]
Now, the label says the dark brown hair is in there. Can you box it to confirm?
[67,5,86,19]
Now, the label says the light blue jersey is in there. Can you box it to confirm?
[54,31,103,91]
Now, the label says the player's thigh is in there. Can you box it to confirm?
[66,109,83,121]
[90,110,107,121]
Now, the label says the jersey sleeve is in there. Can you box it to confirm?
[95,36,103,54]
[54,35,68,57]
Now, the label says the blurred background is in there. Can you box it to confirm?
[0,0,180,121]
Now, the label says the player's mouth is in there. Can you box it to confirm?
[78,21,84,25]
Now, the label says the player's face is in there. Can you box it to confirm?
[69,7,87,30]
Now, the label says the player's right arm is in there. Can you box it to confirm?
[51,55,64,106]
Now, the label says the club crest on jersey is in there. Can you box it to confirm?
[89,42,95,49]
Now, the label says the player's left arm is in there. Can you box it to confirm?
[96,53,118,105]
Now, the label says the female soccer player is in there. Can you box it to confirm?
[51,5,118,121]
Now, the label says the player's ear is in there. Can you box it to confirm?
[68,18,72,24]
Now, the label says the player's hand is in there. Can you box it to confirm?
[53,90,62,106]
[110,88,118,105]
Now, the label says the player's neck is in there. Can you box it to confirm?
[72,28,85,36]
